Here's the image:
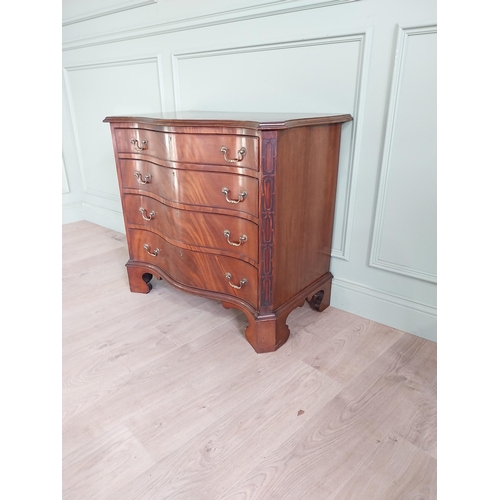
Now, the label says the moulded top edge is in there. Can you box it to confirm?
[102,111,353,129]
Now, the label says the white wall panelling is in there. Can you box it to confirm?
[62,0,360,51]
[370,24,437,283]
[62,0,437,340]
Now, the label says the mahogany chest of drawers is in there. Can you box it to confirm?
[104,111,352,352]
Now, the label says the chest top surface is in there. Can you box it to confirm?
[103,111,353,130]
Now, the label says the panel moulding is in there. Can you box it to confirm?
[63,0,158,26]
[172,31,372,261]
[369,24,437,283]
[62,0,359,51]
[62,156,70,194]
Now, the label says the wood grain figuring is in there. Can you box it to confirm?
[274,124,341,308]
[115,127,260,170]
[127,228,259,308]
[122,193,259,264]
[119,159,259,218]
[62,221,437,500]
[172,133,259,170]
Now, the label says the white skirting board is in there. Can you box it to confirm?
[62,202,125,234]
[81,203,126,234]
[331,277,436,342]
[62,202,84,225]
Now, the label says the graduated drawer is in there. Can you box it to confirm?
[128,229,258,308]
[119,159,258,218]
[114,128,259,170]
[123,194,259,265]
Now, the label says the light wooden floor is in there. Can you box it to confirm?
[62,221,437,500]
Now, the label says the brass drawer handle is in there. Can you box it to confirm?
[223,230,247,246]
[225,272,248,289]
[221,187,247,204]
[131,138,148,151]
[139,207,156,221]
[220,146,246,163]
[134,171,152,185]
[143,244,160,257]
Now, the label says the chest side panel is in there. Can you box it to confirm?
[273,124,342,308]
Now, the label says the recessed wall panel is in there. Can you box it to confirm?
[174,40,359,114]
[64,58,164,200]
[371,26,437,282]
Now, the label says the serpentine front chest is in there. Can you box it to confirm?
[104,111,352,352]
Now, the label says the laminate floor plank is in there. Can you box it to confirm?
[155,296,247,347]
[62,221,127,266]
[63,320,251,459]
[302,315,405,386]
[124,342,322,462]
[333,434,437,500]
[124,356,300,461]
[63,327,178,421]
[62,221,437,500]
[393,373,437,458]
[217,335,437,500]
[62,424,156,500]
[62,285,207,355]
[108,363,344,500]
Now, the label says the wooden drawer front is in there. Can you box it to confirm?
[123,194,259,264]
[115,128,170,160]
[129,229,258,308]
[115,128,259,170]
[119,159,259,218]
[170,134,258,170]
